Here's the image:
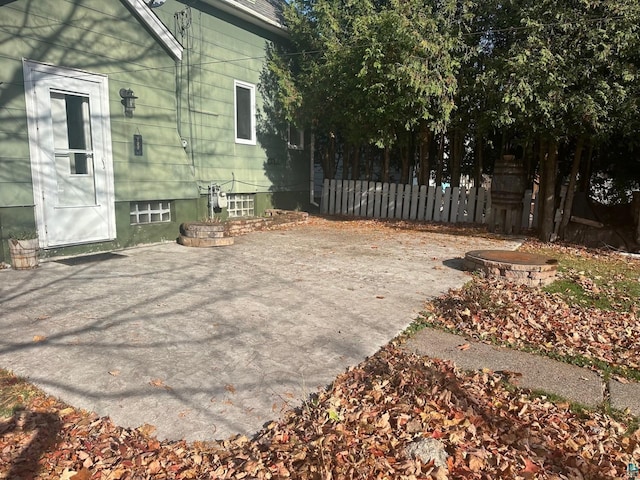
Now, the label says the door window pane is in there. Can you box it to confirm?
[50,91,96,205]
[65,94,92,150]
[71,153,89,175]
[51,92,92,153]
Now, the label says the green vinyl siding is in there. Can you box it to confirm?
[0,61,33,206]
[0,0,308,262]
[0,0,197,207]
[155,2,308,198]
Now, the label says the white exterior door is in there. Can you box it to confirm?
[23,60,116,248]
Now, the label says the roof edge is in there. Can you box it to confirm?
[200,0,288,38]
[121,0,183,61]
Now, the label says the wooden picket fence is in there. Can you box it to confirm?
[320,179,535,229]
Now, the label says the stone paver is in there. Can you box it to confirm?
[0,220,521,441]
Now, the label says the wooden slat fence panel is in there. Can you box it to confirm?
[341,180,349,215]
[425,186,435,221]
[320,179,533,229]
[372,182,381,218]
[417,185,427,221]
[388,183,397,219]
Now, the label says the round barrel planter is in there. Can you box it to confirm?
[178,235,234,247]
[463,250,558,287]
[180,222,228,238]
[178,222,233,247]
[8,238,39,270]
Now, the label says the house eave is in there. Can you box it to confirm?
[122,0,184,61]
[200,0,288,37]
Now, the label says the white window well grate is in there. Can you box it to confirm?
[227,193,255,218]
[130,201,171,224]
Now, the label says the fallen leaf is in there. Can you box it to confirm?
[469,454,485,471]
[457,343,471,351]
[70,467,91,480]
[137,423,157,436]
[32,335,47,342]
[109,370,121,376]
[613,375,630,384]
[149,378,172,390]
[522,458,541,475]
[59,469,77,480]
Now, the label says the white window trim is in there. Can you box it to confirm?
[287,123,304,150]
[234,80,256,145]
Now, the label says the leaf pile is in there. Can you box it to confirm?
[2,347,639,478]
[520,241,640,313]
[421,274,640,376]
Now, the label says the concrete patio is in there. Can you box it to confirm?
[0,219,521,441]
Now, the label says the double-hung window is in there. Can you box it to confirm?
[234,80,256,145]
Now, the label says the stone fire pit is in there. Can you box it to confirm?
[463,250,558,287]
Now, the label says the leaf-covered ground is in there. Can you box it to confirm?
[2,346,639,479]
[420,242,640,380]
[3,230,640,478]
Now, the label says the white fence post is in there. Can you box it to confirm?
[321,179,330,214]
[388,183,397,218]
[374,182,383,218]
[395,184,405,219]
[417,185,427,221]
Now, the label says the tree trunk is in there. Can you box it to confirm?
[474,134,483,188]
[342,144,350,180]
[435,134,445,186]
[538,138,558,242]
[559,137,585,239]
[524,141,534,186]
[578,142,594,193]
[400,143,410,185]
[323,132,336,179]
[418,126,431,186]
[351,145,360,180]
[634,192,640,244]
[428,130,438,185]
[449,128,463,187]
[382,146,390,183]
[364,145,372,181]
[321,143,332,179]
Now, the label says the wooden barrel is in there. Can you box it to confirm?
[491,155,527,206]
[8,238,39,270]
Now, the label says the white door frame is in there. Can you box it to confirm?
[23,59,116,248]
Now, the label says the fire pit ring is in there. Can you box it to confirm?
[463,250,558,287]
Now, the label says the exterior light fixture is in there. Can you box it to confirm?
[119,88,138,118]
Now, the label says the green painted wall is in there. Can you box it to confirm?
[155,1,309,200]
[0,0,308,264]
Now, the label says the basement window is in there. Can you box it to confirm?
[227,193,255,218]
[130,201,172,224]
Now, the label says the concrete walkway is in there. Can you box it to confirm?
[403,328,640,417]
[1,219,638,442]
